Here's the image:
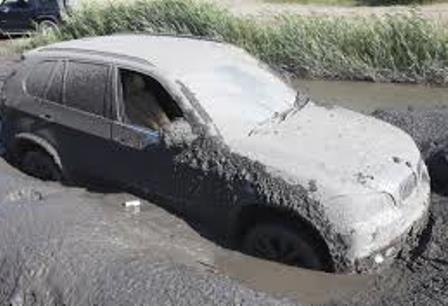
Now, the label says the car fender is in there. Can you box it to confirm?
[13,133,63,171]
[34,15,60,25]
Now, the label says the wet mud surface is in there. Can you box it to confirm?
[1,55,448,305]
[0,159,298,305]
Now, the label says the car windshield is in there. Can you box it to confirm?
[182,58,297,141]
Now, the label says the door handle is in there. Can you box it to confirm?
[39,113,54,122]
[116,137,129,146]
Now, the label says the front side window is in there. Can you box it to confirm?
[118,69,183,131]
[64,61,109,117]
[46,61,64,104]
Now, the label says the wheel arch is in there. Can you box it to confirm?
[34,15,60,23]
[229,204,335,272]
[11,133,63,171]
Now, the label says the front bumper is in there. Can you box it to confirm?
[332,180,431,274]
[352,208,430,273]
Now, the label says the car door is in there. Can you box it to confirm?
[109,66,188,202]
[51,59,118,183]
[0,0,36,33]
[24,59,115,184]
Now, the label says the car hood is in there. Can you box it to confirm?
[229,102,422,203]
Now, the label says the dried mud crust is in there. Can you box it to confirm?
[170,135,350,272]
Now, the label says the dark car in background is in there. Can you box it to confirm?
[0,0,69,35]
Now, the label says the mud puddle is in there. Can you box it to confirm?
[297,80,448,113]
[96,190,374,304]
[213,252,373,304]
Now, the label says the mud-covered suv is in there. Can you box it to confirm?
[0,35,431,273]
[0,0,66,34]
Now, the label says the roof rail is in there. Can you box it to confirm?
[37,47,154,66]
[111,32,226,45]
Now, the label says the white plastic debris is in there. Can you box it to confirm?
[374,254,385,264]
[123,200,142,208]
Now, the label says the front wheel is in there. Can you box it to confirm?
[242,221,329,271]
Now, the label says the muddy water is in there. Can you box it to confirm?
[297,80,448,113]
[213,253,373,304]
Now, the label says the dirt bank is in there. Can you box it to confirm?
[217,0,448,21]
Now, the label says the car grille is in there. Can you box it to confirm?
[400,173,417,201]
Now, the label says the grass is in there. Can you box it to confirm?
[264,0,356,5]
[264,0,447,5]
[11,0,448,85]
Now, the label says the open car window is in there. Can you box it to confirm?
[117,69,183,131]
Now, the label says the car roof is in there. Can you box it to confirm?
[27,34,257,78]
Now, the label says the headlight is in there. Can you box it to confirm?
[324,192,398,233]
[399,173,417,201]
[324,193,401,258]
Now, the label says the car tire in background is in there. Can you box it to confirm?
[427,149,448,196]
[242,220,330,271]
[21,150,62,182]
[37,19,59,35]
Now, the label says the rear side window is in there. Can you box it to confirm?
[26,61,56,99]
[46,61,64,104]
[64,61,109,117]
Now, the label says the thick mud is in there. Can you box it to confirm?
[0,159,298,305]
[1,54,448,305]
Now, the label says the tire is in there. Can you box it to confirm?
[242,221,329,271]
[21,150,62,182]
[37,20,58,35]
[427,150,448,195]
